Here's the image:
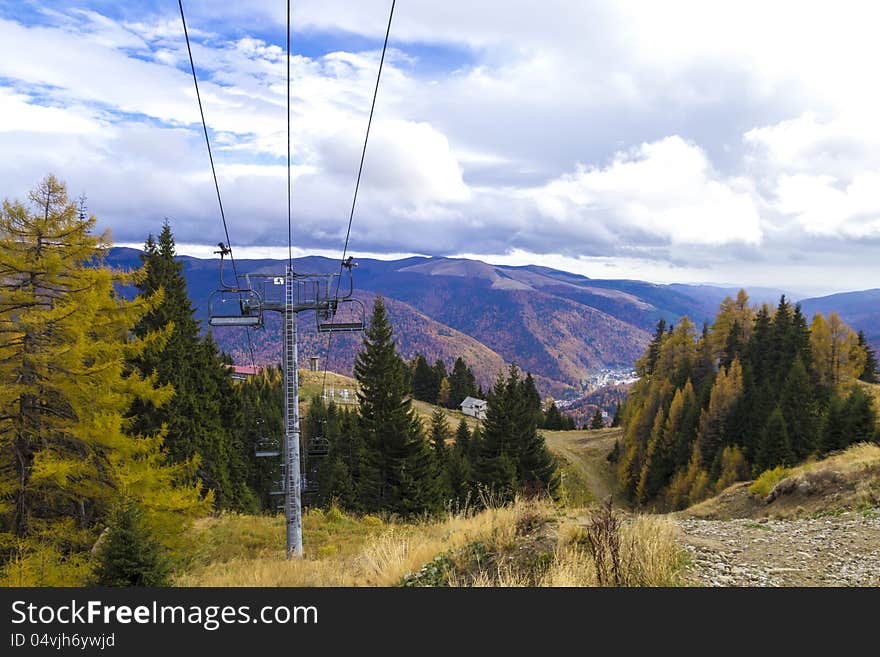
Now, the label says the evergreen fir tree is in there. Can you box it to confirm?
[611,404,622,427]
[779,357,817,460]
[355,298,440,515]
[129,220,254,511]
[841,386,877,446]
[589,408,606,430]
[432,359,448,399]
[818,395,846,456]
[857,331,879,383]
[93,500,170,587]
[644,319,667,376]
[448,357,478,408]
[521,372,543,426]
[446,419,473,503]
[606,440,621,463]
[473,372,519,502]
[429,408,452,501]
[543,401,565,429]
[757,407,794,470]
[411,354,437,403]
[476,366,558,500]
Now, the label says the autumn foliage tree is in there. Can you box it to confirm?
[0,176,207,584]
[618,291,876,511]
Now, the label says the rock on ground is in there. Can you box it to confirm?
[676,510,880,587]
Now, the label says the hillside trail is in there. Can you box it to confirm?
[675,511,880,586]
[546,430,880,586]
[544,428,628,508]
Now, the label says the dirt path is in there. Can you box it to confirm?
[676,511,880,586]
[544,428,624,506]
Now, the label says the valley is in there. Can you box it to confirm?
[107,248,880,399]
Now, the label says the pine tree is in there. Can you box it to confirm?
[410,354,437,403]
[818,395,846,456]
[0,176,207,580]
[433,359,448,398]
[476,366,558,500]
[437,378,452,407]
[237,366,284,509]
[841,387,877,447]
[606,440,621,463]
[757,407,794,470]
[695,360,743,468]
[521,372,543,426]
[857,331,879,383]
[589,408,606,430]
[429,408,452,502]
[474,372,519,501]
[543,401,565,429]
[93,499,170,587]
[643,319,667,376]
[779,357,817,460]
[448,357,478,408]
[447,419,473,503]
[129,221,254,511]
[611,404,622,427]
[355,298,439,515]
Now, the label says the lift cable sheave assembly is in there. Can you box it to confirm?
[179,0,394,559]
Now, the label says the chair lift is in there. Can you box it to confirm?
[208,243,264,328]
[254,419,281,458]
[307,435,331,458]
[316,257,366,332]
[301,475,318,495]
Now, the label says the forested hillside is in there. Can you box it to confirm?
[617,291,879,509]
[0,178,560,585]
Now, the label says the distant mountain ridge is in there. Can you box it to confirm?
[105,248,880,397]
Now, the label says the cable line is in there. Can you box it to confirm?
[179,0,259,375]
[321,0,396,397]
[286,0,293,270]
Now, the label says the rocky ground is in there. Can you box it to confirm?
[676,510,880,587]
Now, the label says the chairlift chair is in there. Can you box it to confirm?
[307,435,331,458]
[208,288,263,327]
[207,243,264,327]
[316,297,366,333]
[254,438,281,458]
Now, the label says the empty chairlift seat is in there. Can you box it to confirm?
[208,289,263,327]
[316,298,365,333]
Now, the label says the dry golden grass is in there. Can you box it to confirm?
[176,501,522,587]
[297,369,358,403]
[177,496,686,587]
[804,442,880,472]
[410,399,480,431]
[541,514,683,587]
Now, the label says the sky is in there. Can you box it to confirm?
[2,1,880,296]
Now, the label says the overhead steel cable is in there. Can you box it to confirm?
[178,0,237,279]
[178,0,259,375]
[321,0,396,397]
[286,0,293,271]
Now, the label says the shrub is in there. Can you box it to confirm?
[93,500,171,587]
[749,466,791,499]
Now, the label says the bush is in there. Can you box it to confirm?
[93,500,171,587]
[749,466,791,499]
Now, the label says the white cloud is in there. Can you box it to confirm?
[4,2,880,290]
[526,136,762,246]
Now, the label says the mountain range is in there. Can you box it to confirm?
[106,248,880,398]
